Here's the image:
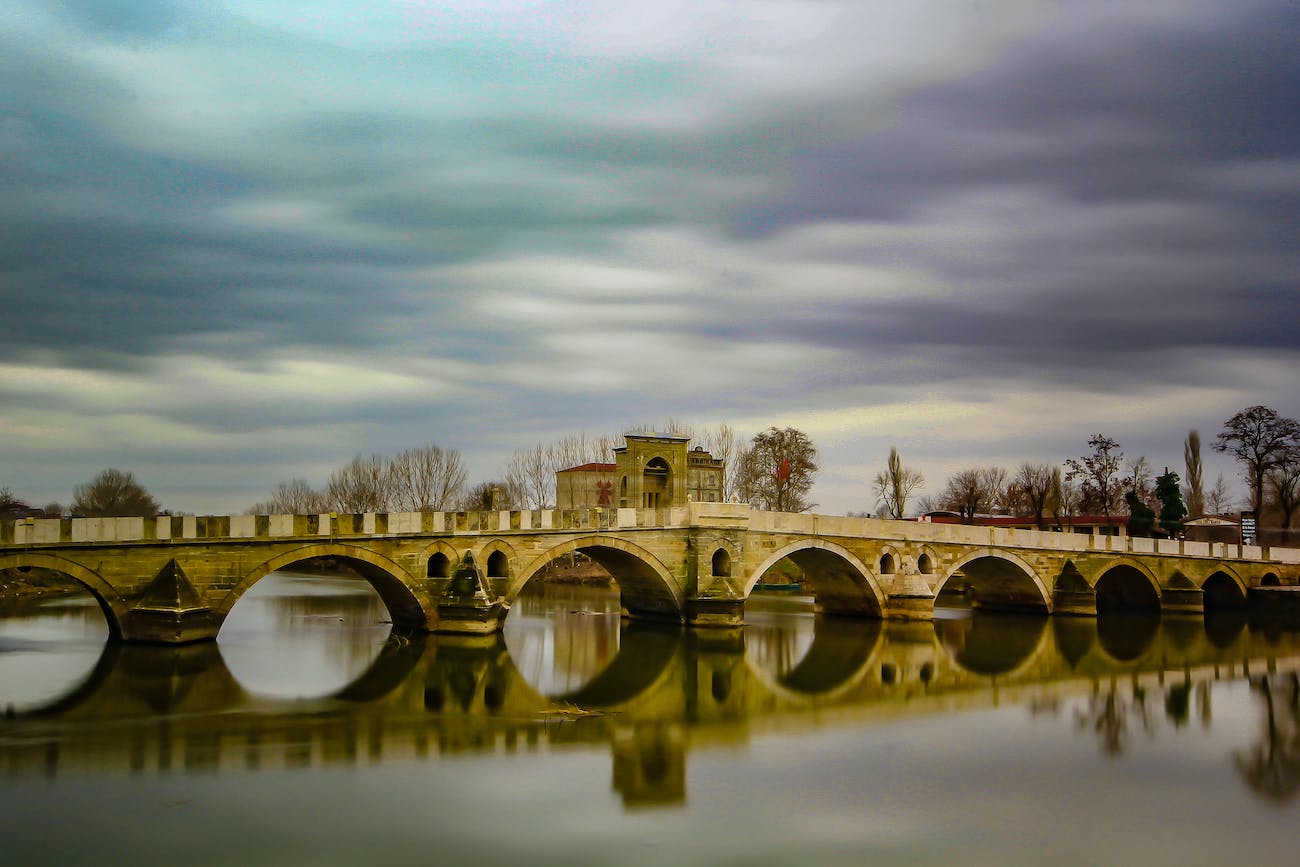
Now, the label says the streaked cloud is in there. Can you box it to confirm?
[0,1,1295,513]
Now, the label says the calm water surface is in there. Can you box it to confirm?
[2,572,1298,866]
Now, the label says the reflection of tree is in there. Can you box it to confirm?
[1075,681,1155,757]
[1235,673,1300,803]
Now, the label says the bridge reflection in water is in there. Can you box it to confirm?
[4,575,1300,810]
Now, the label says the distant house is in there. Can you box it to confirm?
[0,500,44,520]
[1182,515,1240,545]
[555,462,617,510]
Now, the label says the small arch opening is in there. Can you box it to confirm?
[486,550,509,579]
[1261,572,1281,587]
[711,548,732,578]
[880,553,896,575]
[917,553,934,575]
[427,552,451,579]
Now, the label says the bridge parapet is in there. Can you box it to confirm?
[3,509,1299,567]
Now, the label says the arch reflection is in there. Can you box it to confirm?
[936,612,1049,677]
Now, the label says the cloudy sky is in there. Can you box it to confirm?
[1,1,1296,515]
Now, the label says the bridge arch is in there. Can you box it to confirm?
[939,550,1051,614]
[1092,558,1162,613]
[217,543,429,632]
[1200,566,1247,611]
[510,536,683,623]
[0,552,128,640]
[745,539,883,616]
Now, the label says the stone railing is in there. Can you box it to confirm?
[3,503,1296,564]
[1,506,688,547]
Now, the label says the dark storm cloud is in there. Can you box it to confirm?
[742,4,1300,227]
[0,103,442,365]
[724,3,1300,391]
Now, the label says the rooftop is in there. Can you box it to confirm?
[556,462,616,474]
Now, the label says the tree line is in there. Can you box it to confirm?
[5,405,1295,544]
[872,404,1300,544]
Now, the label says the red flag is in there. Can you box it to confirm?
[776,457,790,483]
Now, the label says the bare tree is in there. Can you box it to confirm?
[1205,473,1236,515]
[460,480,519,511]
[1047,468,1073,528]
[1184,430,1205,518]
[326,454,389,513]
[735,427,818,512]
[699,423,741,502]
[1122,455,1155,507]
[939,467,1006,521]
[872,446,924,519]
[984,467,1012,513]
[71,468,162,517]
[249,478,329,514]
[388,443,467,511]
[1066,435,1124,527]
[1213,405,1300,515]
[506,442,554,509]
[1266,449,1300,545]
[1014,462,1056,528]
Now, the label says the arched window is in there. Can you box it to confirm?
[427,552,451,579]
[711,548,731,578]
[486,550,509,579]
[880,553,896,575]
[917,553,933,574]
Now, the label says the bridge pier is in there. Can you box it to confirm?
[881,572,935,621]
[1159,572,1205,616]
[685,597,745,628]
[122,559,221,644]
[124,607,220,644]
[1160,587,1204,616]
[1051,589,1098,617]
[434,552,509,635]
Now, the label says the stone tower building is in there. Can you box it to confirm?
[555,432,724,510]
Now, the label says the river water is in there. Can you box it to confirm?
[1,572,1298,866]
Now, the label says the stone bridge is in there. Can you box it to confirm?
[2,503,1297,643]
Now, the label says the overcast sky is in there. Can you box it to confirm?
[1,1,1296,515]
